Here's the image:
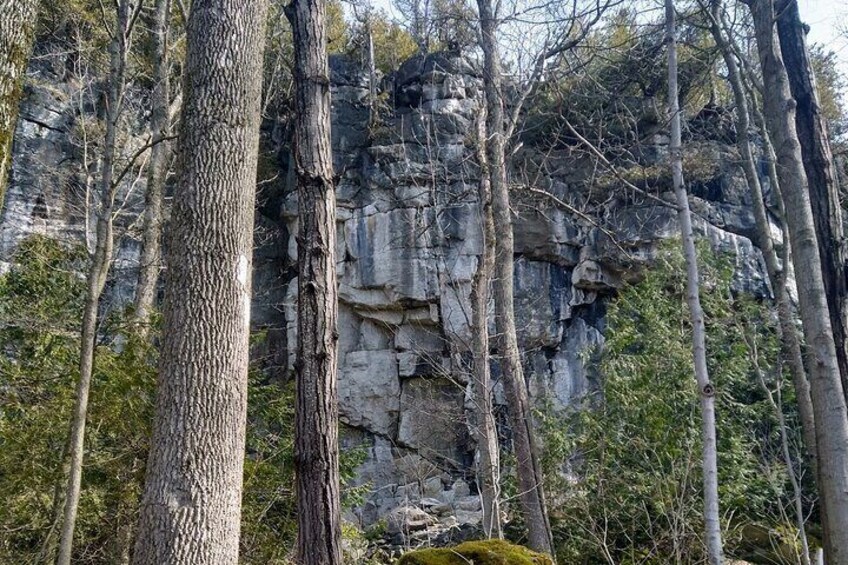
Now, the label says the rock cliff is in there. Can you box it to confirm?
[0,49,776,535]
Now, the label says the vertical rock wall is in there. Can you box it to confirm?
[1,50,776,531]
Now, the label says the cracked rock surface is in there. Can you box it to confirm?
[1,50,778,536]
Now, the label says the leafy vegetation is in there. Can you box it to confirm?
[0,237,367,563]
[538,243,811,564]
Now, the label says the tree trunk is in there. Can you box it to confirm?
[0,0,37,209]
[707,0,818,473]
[750,1,848,561]
[134,0,172,331]
[776,0,848,405]
[284,0,343,563]
[475,0,553,554]
[471,112,502,540]
[365,15,378,130]
[666,1,723,562]
[131,0,268,562]
[56,3,130,561]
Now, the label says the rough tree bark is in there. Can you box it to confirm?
[134,0,172,331]
[707,0,818,472]
[284,0,343,563]
[131,0,269,562]
[56,3,132,562]
[776,0,848,405]
[475,0,553,554]
[666,1,723,562]
[0,0,38,209]
[471,112,503,540]
[750,1,848,561]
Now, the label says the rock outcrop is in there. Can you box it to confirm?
[1,49,778,538]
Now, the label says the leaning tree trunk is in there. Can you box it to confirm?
[131,0,269,562]
[56,3,130,562]
[471,112,503,540]
[134,0,172,331]
[776,0,848,405]
[475,0,553,554]
[666,1,723,562]
[0,0,37,209]
[707,0,818,473]
[285,0,343,563]
[750,1,848,561]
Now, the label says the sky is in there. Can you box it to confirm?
[798,0,848,75]
[371,0,848,77]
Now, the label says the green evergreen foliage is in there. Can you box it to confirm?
[398,539,554,564]
[0,236,153,562]
[540,243,809,564]
[0,237,366,563]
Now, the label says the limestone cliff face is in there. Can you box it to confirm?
[1,50,776,530]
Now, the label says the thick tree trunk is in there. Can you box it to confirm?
[776,0,848,405]
[750,1,848,561]
[707,0,818,473]
[475,0,553,554]
[285,0,343,563]
[666,1,723,562]
[0,0,37,209]
[134,0,172,331]
[131,0,268,562]
[56,3,130,561]
[471,113,502,540]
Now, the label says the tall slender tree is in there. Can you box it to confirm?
[285,0,343,562]
[471,112,503,540]
[704,0,818,472]
[134,0,172,332]
[132,0,269,562]
[0,0,38,208]
[749,0,848,560]
[665,1,723,562]
[475,0,553,554]
[57,2,139,562]
[776,0,848,404]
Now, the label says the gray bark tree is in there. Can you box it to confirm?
[666,1,723,561]
[776,0,848,405]
[749,0,848,561]
[131,0,269,562]
[57,2,138,562]
[284,0,343,562]
[475,0,553,554]
[134,0,172,331]
[471,113,502,540]
[0,0,38,209]
[705,0,818,473]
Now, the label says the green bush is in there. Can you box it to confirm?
[0,236,154,563]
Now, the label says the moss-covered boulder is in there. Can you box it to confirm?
[397,539,554,565]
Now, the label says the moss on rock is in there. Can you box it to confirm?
[397,539,554,565]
